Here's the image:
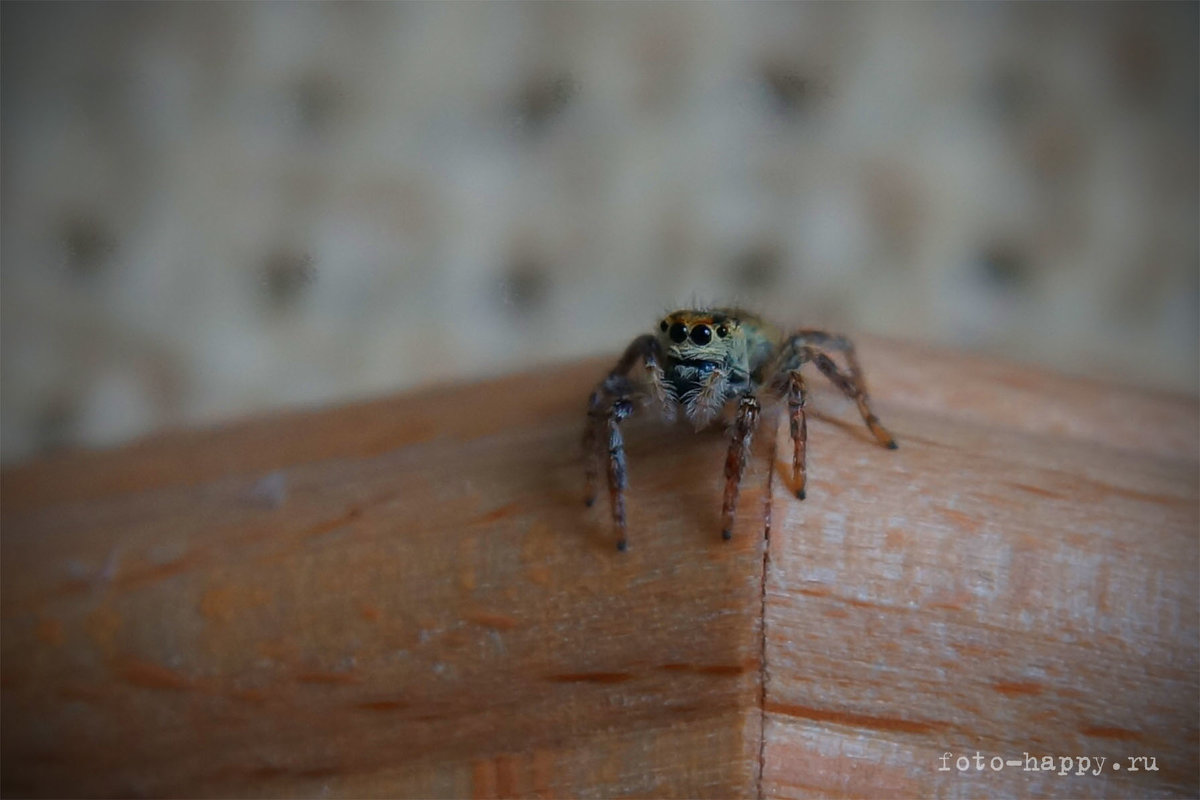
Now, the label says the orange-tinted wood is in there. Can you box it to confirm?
[2,361,766,798]
[762,340,1198,799]
[3,339,1196,798]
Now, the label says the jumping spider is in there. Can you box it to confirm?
[583,308,898,551]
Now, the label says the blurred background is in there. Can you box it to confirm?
[2,2,1196,464]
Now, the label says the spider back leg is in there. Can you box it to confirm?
[785,371,809,499]
[783,331,898,450]
[810,351,897,449]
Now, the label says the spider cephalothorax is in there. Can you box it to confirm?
[584,307,897,551]
[654,310,775,428]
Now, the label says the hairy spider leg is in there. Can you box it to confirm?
[615,334,671,414]
[583,335,669,550]
[604,400,634,551]
[770,345,815,500]
[720,394,761,541]
[811,352,897,449]
[584,389,634,550]
[783,332,898,451]
[785,370,809,500]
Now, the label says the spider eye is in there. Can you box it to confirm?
[660,320,669,332]
[716,325,729,338]
[690,324,712,345]
[668,322,688,343]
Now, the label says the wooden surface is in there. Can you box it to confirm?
[2,338,1197,798]
[759,340,1199,799]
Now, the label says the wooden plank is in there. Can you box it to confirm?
[1,361,767,798]
[3,339,1197,799]
[761,343,1199,799]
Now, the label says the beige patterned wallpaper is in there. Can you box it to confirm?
[2,3,1196,462]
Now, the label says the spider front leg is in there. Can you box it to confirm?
[610,334,672,416]
[587,397,635,551]
[583,337,668,506]
[720,394,761,541]
[583,335,669,551]
[583,390,635,550]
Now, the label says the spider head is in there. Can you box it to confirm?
[657,310,740,360]
[656,310,746,426]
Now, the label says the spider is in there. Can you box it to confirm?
[583,308,898,551]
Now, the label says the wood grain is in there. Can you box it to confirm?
[2,339,1196,798]
[762,341,1199,799]
[1,359,768,798]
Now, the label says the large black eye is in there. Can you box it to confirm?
[690,324,712,345]
[668,322,688,343]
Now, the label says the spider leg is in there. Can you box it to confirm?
[603,399,634,551]
[808,348,897,450]
[782,331,896,449]
[683,363,730,429]
[785,330,871,391]
[720,394,761,541]
[583,334,669,551]
[583,390,636,550]
[767,348,813,500]
[612,334,672,419]
[583,375,630,499]
[785,370,809,500]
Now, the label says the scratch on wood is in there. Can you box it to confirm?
[926,601,965,611]
[766,700,944,735]
[117,658,194,691]
[477,502,521,524]
[1081,725,1143,741]
[655,662,754,676]
[546,672,634,684]
[1078,478,1193,508]
[934,506,981,533]
[991,681,1044,696]
[843,596,907,613]
[697,662,754,676]
[1007,482,1065,500]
